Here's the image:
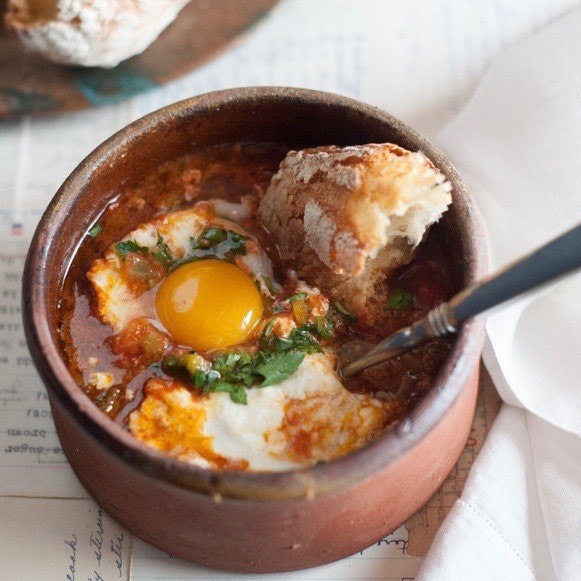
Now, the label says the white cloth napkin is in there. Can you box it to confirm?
[418,7,581,580]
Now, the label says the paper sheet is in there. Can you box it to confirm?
[0,498,131,580]
[132,525,418,581]
[0,0,577,579]
[0,252,88,498]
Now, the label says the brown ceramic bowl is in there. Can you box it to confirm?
[23,87,487,573]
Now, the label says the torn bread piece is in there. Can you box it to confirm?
[258,143,452,323]
[5,0,191,68]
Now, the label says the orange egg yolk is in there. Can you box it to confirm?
[155,259,263,351]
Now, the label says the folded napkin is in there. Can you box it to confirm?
[418,7,581,580]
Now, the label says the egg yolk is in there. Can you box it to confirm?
[155,259,263,351]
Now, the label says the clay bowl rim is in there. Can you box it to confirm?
[23,86,487,502]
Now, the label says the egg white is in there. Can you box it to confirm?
[87,200,398,471]
[87,201,275,332]
[129,353,395,471]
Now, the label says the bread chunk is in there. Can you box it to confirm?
[258,143,452,323]
[5,0,191,67]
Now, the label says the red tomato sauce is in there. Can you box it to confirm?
[58,142,456,426]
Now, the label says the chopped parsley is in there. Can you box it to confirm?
[254,351,305,387]
[261,275,280,296]
[115,228,250,270]
[193,368,221,390]
[87,224,103,238]
[196,227,228,244]
[386,288,414,310]
[313,315,333,340]
[212,382,248,404]
[163,346,308,405]
[333,301,358,324]
[114,234,175,270]
[281,326,323,353]
[161,313,337,405]
[261,319,276,341]
[152,234,173,269]
[287,292,308,303]
[187,227,249,262]
[114,239,149,258]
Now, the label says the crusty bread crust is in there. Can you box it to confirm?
[258,143,452,324]
[5,0,190,68]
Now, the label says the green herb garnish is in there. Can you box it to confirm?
[194,368,221,389]
[287,292,308,303]
[263,315,334,353]
[115,239,149,258]
[162,321,323,405]
[386,289,414,310]
[212,382,248,404]
[314,315,333,340]
[264,323,324,355]
[171,228,249,270]
[188,228,249,260]
[88,224,103,238]
[333,301,358,324]
[261,320,276,347]
[286,326,324,353]
[254,351,305,387]
[262,275,280,296]
[199,227,228,244]
[152,234,174,269]
[273,335,294,353]
[263,320,276,338]
[213,352,252,377]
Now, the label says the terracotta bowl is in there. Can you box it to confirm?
[23,87,487,573]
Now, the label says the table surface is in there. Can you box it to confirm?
[0,1,577,579]
[0,0,278,118]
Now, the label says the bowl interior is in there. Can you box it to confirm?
[24,87,487,501]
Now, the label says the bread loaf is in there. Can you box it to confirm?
[5,0,191,67]
[258,143,452,324]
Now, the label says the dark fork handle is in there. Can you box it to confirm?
[340,223,581,377]
[450,223,581,323]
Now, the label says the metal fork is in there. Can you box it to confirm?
[340,223,581,378]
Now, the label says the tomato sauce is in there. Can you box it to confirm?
[58,142,456,427]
